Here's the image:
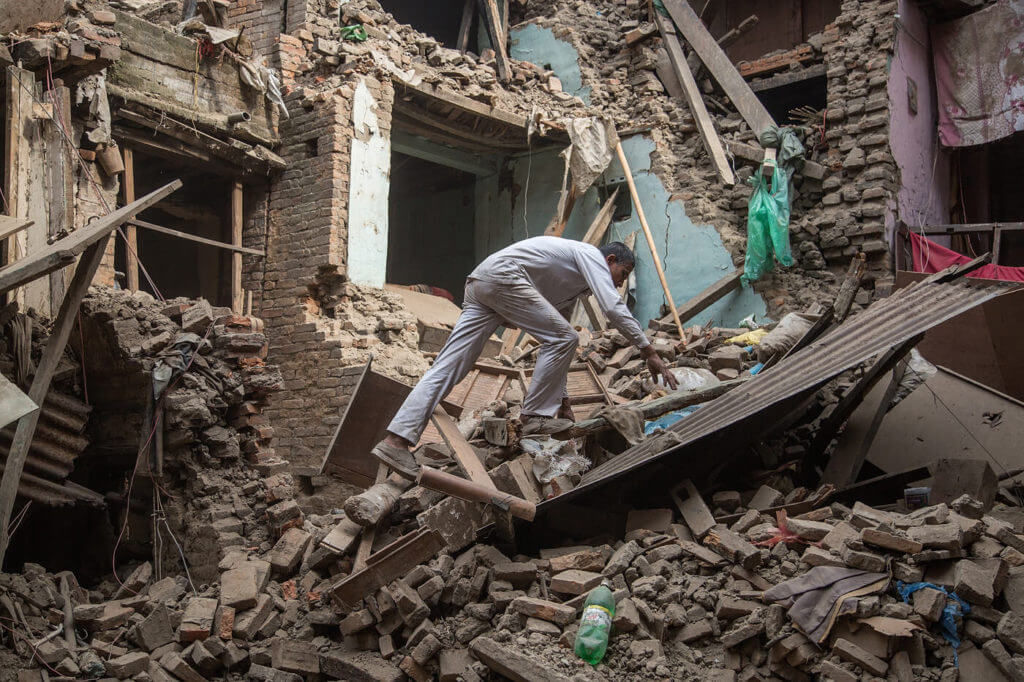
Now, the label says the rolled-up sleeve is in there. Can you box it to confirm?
[575,249,650,349]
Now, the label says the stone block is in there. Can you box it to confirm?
[179,597,218,642]
[833,638,888,676]
[220,564,258,610]
[549,570,602,595]
[510,596,576,625]
[861,528,923,554]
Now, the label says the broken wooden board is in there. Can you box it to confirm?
[865,366,1024,476]
[107,10,276,145]
[727,140,827,181]
[0,180,182,295]
[659,268,742,326]
[580,188,620,246]
[660,0,774,136]
[431,406,495,490]
[328,528,445,609]
[654,13,735,185]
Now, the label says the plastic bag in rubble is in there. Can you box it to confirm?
[661,367,719,392]
[521,437,591,483]
[741,164,794,285]
[891,349,937,407]
[756,312,817,362]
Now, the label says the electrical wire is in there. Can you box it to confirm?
[110,325,212,592]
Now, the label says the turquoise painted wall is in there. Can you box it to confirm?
[473,135,767,329]
[508,24,591,104]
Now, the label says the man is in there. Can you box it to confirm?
[372,236,679,479]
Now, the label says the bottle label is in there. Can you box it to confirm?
[581,604,611,628]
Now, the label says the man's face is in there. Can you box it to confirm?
[606,255,633,288]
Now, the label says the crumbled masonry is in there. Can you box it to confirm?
[2,0,1022,680]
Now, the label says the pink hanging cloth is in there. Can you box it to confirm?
[908,230,1024,282]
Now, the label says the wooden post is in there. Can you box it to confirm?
[654,13,735,185]
[123,147,139,292]
[45,85,73,313]
[992,226,1002,265]
[0,236,112,565]
[457,0,475,53]
[231,181,243,314]
[480,0,511,82]
[614,143,686,341]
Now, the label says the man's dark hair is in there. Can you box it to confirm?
[599,241,635,266]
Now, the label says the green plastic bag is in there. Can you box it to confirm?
[741,164,794,285]
[340,24,368,42]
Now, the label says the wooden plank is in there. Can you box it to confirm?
[661,0,775,136]
[328,528,445,609]
[817,338,919,483]
[580,295,607,332]
[726,140,826,181]
[0,181,182,296]
[0,234,113,565]
[123,147,139,292]
[615,143,686,341]
[45,85,72,313]
[431,406,496,490]
[654,13,735,185]
[231,181,243,314]
[4,66,32,276]
[660,267,742,325]
[718,15,759,50]
[480,0,511,82]
[911,222,1024,235]
[131,218,264,256]
[580,188,619,246]
[0,217,32,241]
[823,359,908,487]
[457,0,475,53]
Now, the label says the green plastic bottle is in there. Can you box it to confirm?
[574,581,615,665]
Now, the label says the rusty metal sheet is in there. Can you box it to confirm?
[534,276,1018,512]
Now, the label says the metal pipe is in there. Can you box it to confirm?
[226,111,251,124]
[417,467,536,521]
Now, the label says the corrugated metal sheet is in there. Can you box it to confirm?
[558,277,1017,498]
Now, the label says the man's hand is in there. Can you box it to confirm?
[641,345,679,390]
[557,398,576,423]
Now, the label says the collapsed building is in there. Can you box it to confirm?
[1,0,1024,679]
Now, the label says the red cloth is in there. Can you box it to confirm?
[908,230,1024,282]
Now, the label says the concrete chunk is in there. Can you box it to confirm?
[220,564,258,610]
[510,596,576,625]
[833,638,888,676]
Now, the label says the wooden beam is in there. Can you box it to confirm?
[0,235,112,565]
[130,218,263,256]
[417,466,536,521]
[4,66,32,277]
[45,85,73,314]
[123,147,139,292]
[832,253,866,324]
[660,267,741,326]
[908,222,1024,235]
[0,181,182,296]
[580,188,619,246]
[717,14,759,50]
[328,528,445,609]
[655,13,734,185]
[352,464,387,573]
[726,140,826,180]
[814,337,920,479]
[0,218,33,242]
[480,0,511,82]
[457,0,475,53]
[431,406,496,490]
[615,143,686,341]
[993,226,1002,265]
[661,0,775,136]
[231,181,243,314]
[821,358,909,487]
[554,377,745,439]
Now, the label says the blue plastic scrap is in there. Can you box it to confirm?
[895,581,970,663]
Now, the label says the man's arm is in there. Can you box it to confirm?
[575,248,678,390]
